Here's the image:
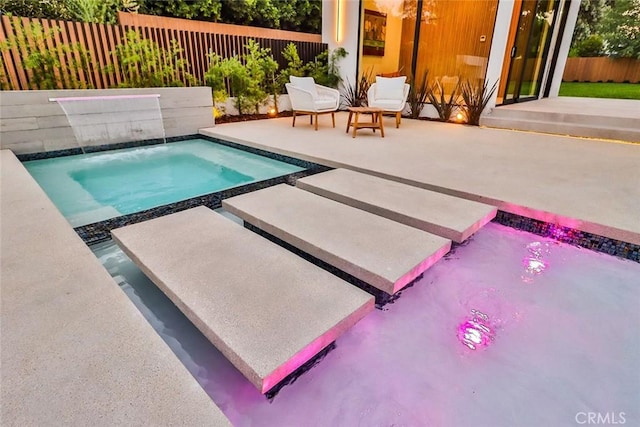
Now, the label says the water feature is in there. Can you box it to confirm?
[50,94,165,153]
[24,139,304,227]
[92,221,640,426]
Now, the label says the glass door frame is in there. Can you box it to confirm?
[502,0,560,105]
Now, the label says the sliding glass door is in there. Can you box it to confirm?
[503,0,558,103]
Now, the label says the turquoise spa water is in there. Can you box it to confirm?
[93,220,640,426]
[24,139,303,227]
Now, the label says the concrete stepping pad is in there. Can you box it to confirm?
[112,206,374,394]
[222,184,451,295]
[297,169,497,242]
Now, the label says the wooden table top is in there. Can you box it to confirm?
[347,106,383,113]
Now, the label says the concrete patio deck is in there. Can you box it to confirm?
[0,151,231,426]
[201,112,640,245]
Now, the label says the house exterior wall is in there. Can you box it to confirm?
[322,0,360,88]
[485,0,516,112]
[323,0,579,113]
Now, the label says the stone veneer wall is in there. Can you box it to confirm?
[0,87,214,154]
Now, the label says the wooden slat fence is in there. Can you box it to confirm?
[563,57,640,83]
[0,14,327,91]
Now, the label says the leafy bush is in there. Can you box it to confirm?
[205,39,278,115]
[110,30,196,88]
[277,42,306,91]
[459,79,497,126]
[305,47,347,88]
[0,17,92,90]
[573,34,605,57]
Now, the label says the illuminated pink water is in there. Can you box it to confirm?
[95,222,640,426]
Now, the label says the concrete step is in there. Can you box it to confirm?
[296,169,497,243]
[482,107,638,128]
[481,115,640,142]
[222,184,452,295]
[112,206,374,394]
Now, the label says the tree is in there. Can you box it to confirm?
[571,0,608,43]
[139,0,321,34]
[600,0,640,58]
[65,0,122,24]
[140,0,222,23]
[0,0,70,20]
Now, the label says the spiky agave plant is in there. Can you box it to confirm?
[406,71,430,119]
[340,68,373,108]
[426,78,460,122]
[459,79,498,125]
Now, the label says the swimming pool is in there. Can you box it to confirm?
[24,139,304,227]
[93,220,640,426]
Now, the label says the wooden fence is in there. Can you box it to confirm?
[562,57,640,83]
[0,14,327,90]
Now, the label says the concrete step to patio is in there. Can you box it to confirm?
[111,206,373,395]
[222,184,452,295]
[481,116,640,142]
[296,169,497,243]
[480,105,640,142]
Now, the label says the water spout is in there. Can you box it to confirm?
[50,94,165,153]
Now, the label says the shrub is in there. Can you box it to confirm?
[305,47,347,88]
[205,39,278,115]
[110,30,196,88]
[0,17,92,90]
[574,34,605,57]
[277,42,306,90]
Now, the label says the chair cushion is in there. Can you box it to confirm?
[314,97,337,110]
[290,76,318,98]
[375,76,407,100]
[369,99,404,111]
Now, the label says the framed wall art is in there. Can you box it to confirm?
[363,9,386,56]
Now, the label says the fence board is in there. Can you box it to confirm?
[41,20,63,89]
[0,15,327,90]
[0,16,22,89]
[563,57,640,83]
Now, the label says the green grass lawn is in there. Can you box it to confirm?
[559,82,640,99]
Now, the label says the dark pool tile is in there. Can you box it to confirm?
[76,167,330,245]
[493,211,639,263]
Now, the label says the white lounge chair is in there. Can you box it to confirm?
[367,76,410,128]
[285,76,340,131]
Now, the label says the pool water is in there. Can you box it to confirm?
[93,220,640,426]
[24,139,304,227]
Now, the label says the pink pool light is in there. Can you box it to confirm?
[523,257,547,274]
[522,241,549,283]
[457,309,494,350]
